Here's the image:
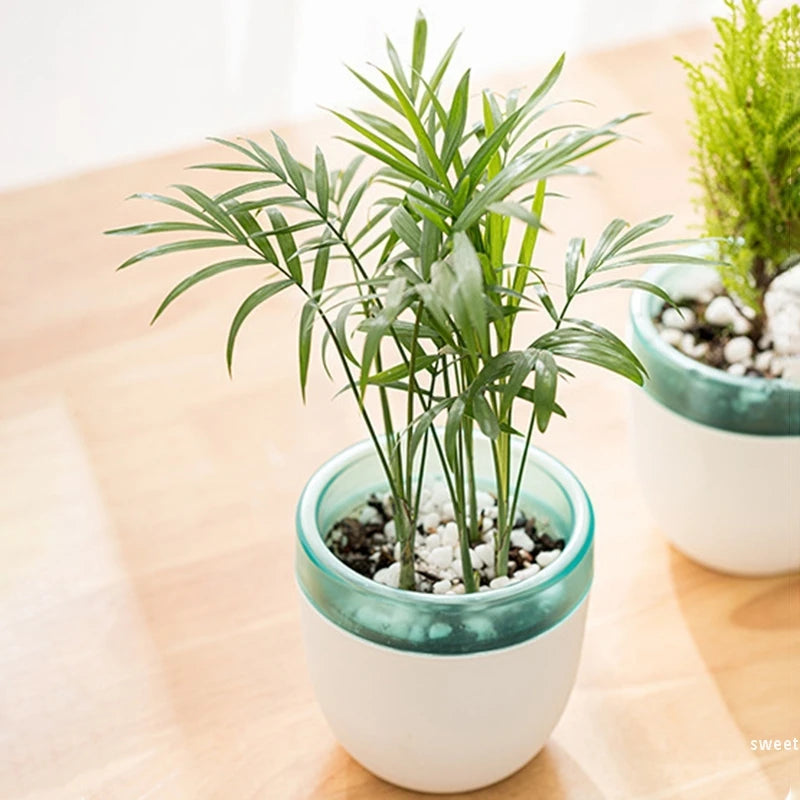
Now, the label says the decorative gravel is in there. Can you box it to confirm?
[654,264,800,382]
[326,482,564,594]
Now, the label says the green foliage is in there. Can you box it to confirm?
[678,0,800,311]
[109,14,712,592]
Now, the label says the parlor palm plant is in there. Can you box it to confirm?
[109,12,710,592]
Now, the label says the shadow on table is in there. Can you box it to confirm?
[668,547,800,798]
[304,740,606,799]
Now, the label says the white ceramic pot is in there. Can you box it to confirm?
[295,436,594,793]
[629,264,800,576]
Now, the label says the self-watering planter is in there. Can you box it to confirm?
[296,435,593,793]
[629,264,800,576]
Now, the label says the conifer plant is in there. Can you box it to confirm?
[677,0,800,322]
[109,13,711,592]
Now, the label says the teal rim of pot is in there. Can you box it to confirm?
[295,435,594,656]
[629,263,800,436]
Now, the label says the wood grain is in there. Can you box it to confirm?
[1,29,797,800]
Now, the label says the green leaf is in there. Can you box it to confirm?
[579,277,675,307]
[534,351,558,432]
[449,232,489,353]
[500,349,537,419]
[445,395,466,470]
[272,132,306,197]
[152,258,267,322]
[564,237,585,297]
[410,10,427,100]
[173,184,243,240]
[127,192,227,233]
[366,354,438,385]
[227,203,279,264]
[386,36,412,98]
[442,70,470,169]
[518,54,565,117]
[456,111,521,199]
[299,299,316,401]
[314,147,330,217]
[487,201,545,230]
[227,279,294,374]
[584,218,630,275]
[188,162,268,173]
[471,393,500,438]
[533,284,559,322]
[214,180,285,204]
[350,109,416,150]
[265,208,303,282]
[419,32,461,117]
[336,155,365,202]
[533,326,645,384]
[345,65,403,114]
[337,137,440,191]
[390,206,422,252]
[312,238,331,295]
[105,221,220,236]
[340,177,370,231]
[378,68,452,191]
[117,238,239,270]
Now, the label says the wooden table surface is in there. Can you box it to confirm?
[1,28,798,800]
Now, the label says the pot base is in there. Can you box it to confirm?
[298,592,589,794]
[631,389,800,576]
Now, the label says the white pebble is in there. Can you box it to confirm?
[374,562,401,588]
[383,520,396,541]
[431,482,450,507]
[441,501,455,521]
[680,333,707,359]
[670,264,723,303]
[393,542,401,560]
[425,533,441,550]
[660,327,683,347]
[662,306,696,330]
[481,515,494,533]
[359,505,381,525]
[536,549,562,568]
[429,545,454,568]
[432,579,452,594]
[478,585,490,592]
[516,565,542,581]
[732,314,753,335]
[727,363,747,376]
[764,265,800,356]
[483,505,498,520]
[441,522,459,547]
[473,543,494,568]
[705,296,750,332]
[724,336,754,364]
[510,529,535,552]
[450,584,466,595]
[476,491,494,509]
[489,576,510,590]
[777,357,800,383]
[422,511,441,532]
[754,349,774,373]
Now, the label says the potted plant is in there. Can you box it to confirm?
[109,14,711,792]
[630,0,800,576]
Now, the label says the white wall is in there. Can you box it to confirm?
[0,0,785,192]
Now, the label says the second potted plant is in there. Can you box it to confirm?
[109,13,712,791]
[630,0,800,577]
